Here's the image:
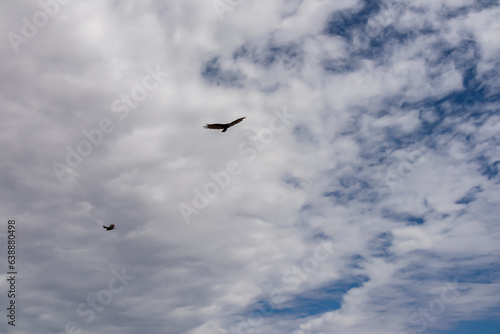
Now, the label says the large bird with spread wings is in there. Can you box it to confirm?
[203,117,246,132]
[103,224,115,231]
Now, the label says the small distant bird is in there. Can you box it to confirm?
[103,224,115,231]
[204,117,246,132]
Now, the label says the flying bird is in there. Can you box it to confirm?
[103,224,115,231]
[203,117,246,132]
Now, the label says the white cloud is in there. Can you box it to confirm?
[0,0,499,333]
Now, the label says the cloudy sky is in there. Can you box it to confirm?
[1,0,499,333]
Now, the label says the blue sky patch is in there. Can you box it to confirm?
[430,318,500,334]
[245,276,369,319]
[201,56,245,87]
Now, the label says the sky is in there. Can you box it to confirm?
[0,0,499,333]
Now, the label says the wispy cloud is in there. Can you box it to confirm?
[0,0,499,333]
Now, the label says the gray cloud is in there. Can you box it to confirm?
[0,1,499,333]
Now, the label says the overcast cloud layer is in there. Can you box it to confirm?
[1,0,499,333]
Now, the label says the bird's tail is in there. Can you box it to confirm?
[103,226,107,229]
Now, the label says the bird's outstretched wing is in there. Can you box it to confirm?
[228,117,246,128]
[203,117,246,132]
[203,123,227,130]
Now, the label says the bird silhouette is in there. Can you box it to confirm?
[204,117,246,132]
[103,224,115,231]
